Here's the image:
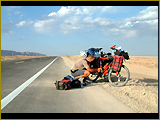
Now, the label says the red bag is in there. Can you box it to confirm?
[112,55,123,72]
[55,75,81,90]
[55,79,71,90]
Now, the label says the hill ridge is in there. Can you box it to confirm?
[1,50,46,56]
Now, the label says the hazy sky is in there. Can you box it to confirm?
[1,5,158,56]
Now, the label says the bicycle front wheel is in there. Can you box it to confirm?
[108,65,130,87]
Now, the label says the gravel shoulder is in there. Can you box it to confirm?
[61,56,158,113]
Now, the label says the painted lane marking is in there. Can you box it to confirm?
[15,61,24,64]
[1,56,59,110]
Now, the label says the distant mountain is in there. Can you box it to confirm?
[1,50,46,56]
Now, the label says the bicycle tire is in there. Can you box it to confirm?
[108,65,130,87]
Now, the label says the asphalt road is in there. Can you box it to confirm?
[1,56,57,99]
[1,56,135,117]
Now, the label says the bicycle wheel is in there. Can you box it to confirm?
[108,65,130,87]
[87,73,100,82]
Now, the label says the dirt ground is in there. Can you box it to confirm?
[61,55,158,113]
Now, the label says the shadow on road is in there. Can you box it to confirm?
[69,82,97,90]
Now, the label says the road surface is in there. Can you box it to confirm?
[1,56,135,118]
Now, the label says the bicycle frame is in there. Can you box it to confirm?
[87,45,130,86]
[99,56,114,75]
[90,45,126,76]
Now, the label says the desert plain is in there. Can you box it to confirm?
[1,55,158,113]
[61,55,158,113]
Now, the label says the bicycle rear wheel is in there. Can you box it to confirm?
[108,65,130,87]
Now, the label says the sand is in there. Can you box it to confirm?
[61,55,158,113]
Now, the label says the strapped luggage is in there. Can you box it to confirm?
[55,78,71,90]
[70,80,81,88]
[65,75,81,88]
[115,50,130,60]
[120,51,130,60]
[112,55,123,72]
[55,75,81,90]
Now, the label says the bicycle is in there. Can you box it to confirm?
[87,45,130,87]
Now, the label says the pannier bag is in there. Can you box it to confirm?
[120,51,130,60]
[55,78,71,90]
[55,75,81,90]
[70,79,81,88]
[115,50,130,60]
[112,55,123,72]
[64,75,75,81]
[65,75,81,88]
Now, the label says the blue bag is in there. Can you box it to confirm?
[65,75,75,82]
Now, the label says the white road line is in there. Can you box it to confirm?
[15,61,24,64]
[1,56,59,110]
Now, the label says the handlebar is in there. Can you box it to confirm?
[96,48,103,52]
[110,45,116,50]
